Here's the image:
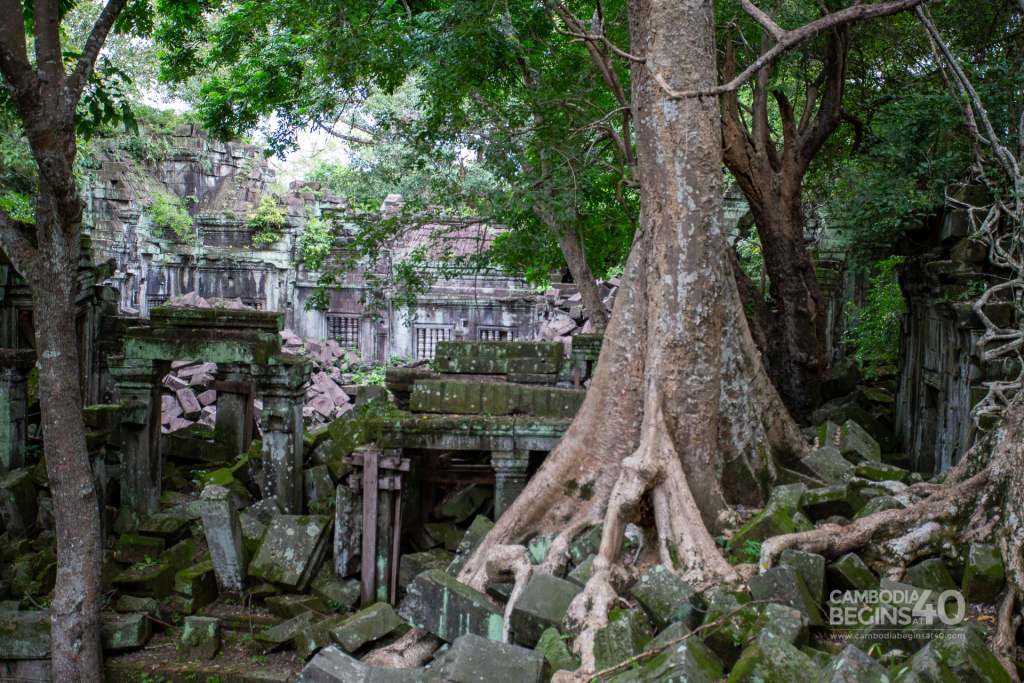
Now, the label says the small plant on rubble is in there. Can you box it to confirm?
[149,190,194,243]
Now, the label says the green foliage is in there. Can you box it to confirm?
[148,191,194,242]
[248,195,287,247]
[296,214,334,270]
[350,365,386,386]
[845,257,906,378]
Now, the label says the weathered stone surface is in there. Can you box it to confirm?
[138,510,192,539]
[113,533,165,564]
[748,566,823,625]
[828,553,879,591]
[248,514,332,591]
[962,542,1005,603]
[819,645,887,683]
[628,564,700,629]
[297,644,424,682]
[593,607,654,670]
[801,484,856,520]
[760,603,808,645]
[181,615,221,659]
[294,614,347,660]
[436,633,544,683]
[304,465,335,509]
[0,468,36,536]
[334,483,361,577]
[114,595,159,617]
[568,526,602,565]
[727,631,823,682]
[838,419,881,463]
[399,548,454,590]
[162,538,198,572]
[905,626,1011,683]
[256,612,316,650]
[906,557,957,592]
[727,507,800,554]
[616,630,723,683]
[447,515,493,576]
[265,593,328,619]
[173,560,217,614]
[311,566,361,612]
[0,609,49,659]
[536,627,580,675]
[101,612,151,652]
[330,602,403,652]
[779,549,826,605]
[567,555,594,587]
[854,461,908,482]
[113,560,175,597]
[511,573,582,647]
[855,495,904,518]
[200,483,248,592]
[434,484,492,523]
[802,447,855,483]
[399,569,504,643]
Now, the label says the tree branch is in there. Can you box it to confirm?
[0,0,36,98]
[0,210,40,283]
[654,0,925,98]
[66,0,130,106]
[33,0,63,89]
[740,0,785,41]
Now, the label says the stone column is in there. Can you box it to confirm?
[214,363,254,457]
[0,350,33,473]
[200,484,247,592]
[110,358,162,516]
[334,483,362,577]
[490,449,530,517]
[254,358,309,514]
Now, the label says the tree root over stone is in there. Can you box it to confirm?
[761,401,1024,680]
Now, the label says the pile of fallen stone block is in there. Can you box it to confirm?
[537,279,619,350]
[2,382,1018,680]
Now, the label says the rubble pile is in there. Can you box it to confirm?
[537,278,619,350]
[279,328,360,428]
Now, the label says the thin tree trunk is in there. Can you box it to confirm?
[550,218,609,332]
[31,212,103,682]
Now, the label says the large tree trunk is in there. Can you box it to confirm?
[32,191,104,682]
[459,0,806,672]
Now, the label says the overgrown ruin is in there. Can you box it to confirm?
[0,119,1018,681]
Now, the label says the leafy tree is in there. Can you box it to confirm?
[0,1,147,679]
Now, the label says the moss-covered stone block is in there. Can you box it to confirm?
[0,609,49,658]
[827,553,879,591]
[113,560,175,597]
[779,549,826,605]
[173,560,217,614]
[628,564,701,630]
[593,607,654,671]
[962,543,1005,603]
[180,615,220,660]
[113,533,165,565]
[748,566,823,626]
[906,558,957,592]
[536,627,580,675]
[101,612,151,652]
[330,602,404,652]
[727,631,824,683]
[511,573,582,647]
[398,569,504,643]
